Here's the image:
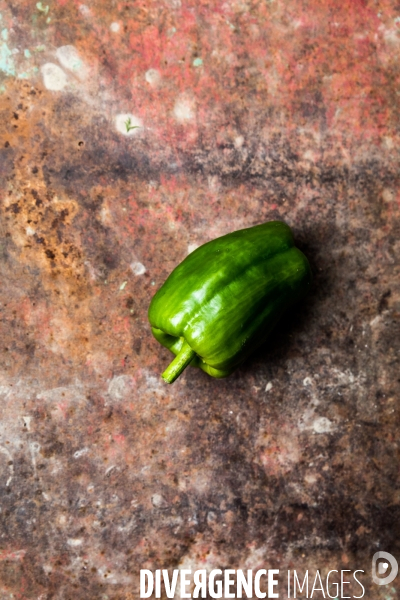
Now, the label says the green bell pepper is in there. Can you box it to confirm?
[148,221,312,383]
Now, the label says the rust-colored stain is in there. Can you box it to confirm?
[0,0,399,597]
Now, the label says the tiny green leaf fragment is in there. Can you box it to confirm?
[124,117,140,133]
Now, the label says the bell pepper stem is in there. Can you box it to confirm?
[162,340,196,384]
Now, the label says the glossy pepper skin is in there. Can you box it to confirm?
[149,221,312,383]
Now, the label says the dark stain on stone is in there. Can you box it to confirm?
[378,289,391,313]
[8,203,21,214]
[125,297,134,309]
[41,440,65,458]
[44,249,56,260]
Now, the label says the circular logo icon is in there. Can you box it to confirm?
[372,552,398,586]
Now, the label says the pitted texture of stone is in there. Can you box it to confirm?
[0,0,399,598]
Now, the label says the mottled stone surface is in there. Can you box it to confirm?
[0,0,400,597]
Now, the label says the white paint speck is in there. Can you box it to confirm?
[173,96,195,122]
[110,22,120,32]
[265,382,273,392]
[303,149,316,162]
[152,493,168,508]
[145,68,161,87]
[74,447,89,459]
[99,205,111,226]
[43,564,53,574]
[29,441,41,454]
[37,384,85,405]
[130,261,146,275]
[0,446,14,487]
[115,112,142,136]
[67,538,83,547]
[0,386,12,399]
[207,175,220,191]
[56,45,83,73]
[142,369,166,394]
[382,188,395,203]
[26,226,35,236]
[78,4,91,17]
[84,260,100,281]
[105,465,117,477]
[370,315,381,327]
[107,375,133,401]
[313,417,334,434]
[292,19,304,29]
[383,136,394,149]
[383,27,400,45]
[234,135,244,148]
[305,473,318,484]
[21,416,32,431]
[41,63,67,91]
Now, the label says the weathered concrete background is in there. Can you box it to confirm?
[0,0,400,597]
